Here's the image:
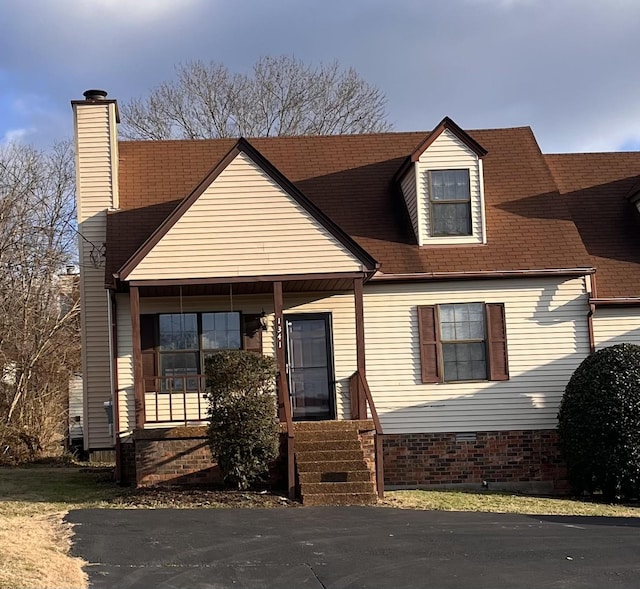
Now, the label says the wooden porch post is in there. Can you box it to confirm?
[130,286,145,429]
[273,281,296,500]
[273,281,288,420]
[354,276,384,498]
[353,277,367,419]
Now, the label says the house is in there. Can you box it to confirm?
[72,90,640,503]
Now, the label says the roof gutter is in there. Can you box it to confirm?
[370,268,595,283]
[589,297,640,307]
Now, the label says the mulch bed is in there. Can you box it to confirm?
[111,486,299,509]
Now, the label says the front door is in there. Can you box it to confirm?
[285,313,335,421]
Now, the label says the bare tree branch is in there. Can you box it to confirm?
[120,56,392,139]
[0,142,80,462]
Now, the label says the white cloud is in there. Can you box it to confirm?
[464,0,535,8]
[68,0,202,21]
[2,128,34,145]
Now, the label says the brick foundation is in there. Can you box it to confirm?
[122,426,285,488]
[117,425,566,495]
[119,440,136,485]
[383,429,568,494]
[134,427,222,487]
[357,427,378,491]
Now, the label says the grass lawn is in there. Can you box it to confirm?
[3,465,640,589]
[383,489,640,517]
[0,465,121,589]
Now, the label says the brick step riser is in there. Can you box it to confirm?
[295,440,362,452]
[292,420,373,432]
[294,430,360,443]
[301,481,374,494]
[298,470,373,483]
[296,459,369,473]
[302,493,377,507]
[295,450,363,462]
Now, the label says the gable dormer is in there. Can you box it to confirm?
[398,117,487,246]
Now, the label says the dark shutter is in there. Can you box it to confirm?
[242,314,263,354]
[486,303,509,381]
[417,305,441,383]
[140,314,157,392]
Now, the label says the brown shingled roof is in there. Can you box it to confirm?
[546,152,640,298]
[106,127,598,286]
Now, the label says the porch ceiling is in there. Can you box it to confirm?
[134,276,359,297]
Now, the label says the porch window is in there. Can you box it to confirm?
[202,312,241,350]
[157,312,241,391]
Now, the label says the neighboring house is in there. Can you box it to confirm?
[67,374,84,449]
[72,90,640,501]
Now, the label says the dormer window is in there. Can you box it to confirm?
[429,169,471,236]
[396,117,487,246]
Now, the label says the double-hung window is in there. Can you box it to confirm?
[155,312,242,392]
[417,302,509,383]
[439,303,487,381]
[429,169,472,236]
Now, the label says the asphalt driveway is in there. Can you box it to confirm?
[67,507,640,588]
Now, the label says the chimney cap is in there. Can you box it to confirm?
[83,89,108,101]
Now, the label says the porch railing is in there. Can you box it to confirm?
[143,374,296,499]
[349,370,384,499]
[143,376,208,425]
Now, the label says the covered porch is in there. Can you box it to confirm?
[114,272,383,500]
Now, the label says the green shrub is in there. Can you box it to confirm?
[558,343,640,500]
[204,350,279,490]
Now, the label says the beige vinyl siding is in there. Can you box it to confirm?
[116,292,358,426]
[363,277,590,434]
[115,293,134,433]
[74,103,118,449]
[128,152,364,280]
[400,167,420,243]
[593,307,640,349]
[417,128,484,245]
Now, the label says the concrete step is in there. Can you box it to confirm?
[293,420,373,433]
[301,481,374,494]
[298,469,373,484]
[296,459,369,473]
[302,492,377,506]
[294,449,363,462]
[294,429,359,443]
[295,439,362,452]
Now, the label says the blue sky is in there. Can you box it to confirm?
[2,0,640,153]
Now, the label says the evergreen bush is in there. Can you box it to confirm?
[558,343,640,500]
[204,350,279,490]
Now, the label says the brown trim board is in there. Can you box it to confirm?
[590,298,640,307]
[410,116,488,163]
[117,138,378,280]
[354,277,366,376]
[394,117,489,184]
[127,271,369,288]
[372,268,595,283]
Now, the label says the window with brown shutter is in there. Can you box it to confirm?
[140,314,158,392]
[139,311,261,392]
[242,314,263,353]
[417,305,441,383]
[417,302,509,383]
[486,303,509,380]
